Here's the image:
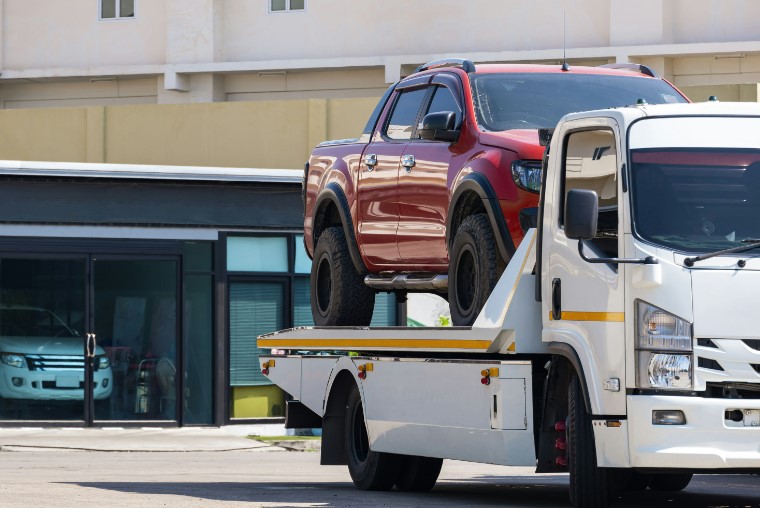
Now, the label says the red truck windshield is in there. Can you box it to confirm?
[471,73,686,131]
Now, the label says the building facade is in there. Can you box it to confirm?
[1,0,760,425]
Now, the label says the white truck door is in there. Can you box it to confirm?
[541,119,627,417]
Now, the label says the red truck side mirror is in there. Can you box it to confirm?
[418,111,459,142]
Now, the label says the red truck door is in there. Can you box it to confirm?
[397,77,464,266]
[357,85,428,269]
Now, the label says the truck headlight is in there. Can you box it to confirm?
[511,160,542,193]
[97,355,110,370]
[636,301,692,351]
[635,301,693,390]
[0,353,25,369]
[637,352,692,390]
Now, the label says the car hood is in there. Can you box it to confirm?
[0,336,101,356]
[478,129,546,160]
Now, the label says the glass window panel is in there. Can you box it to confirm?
[229,281,284,386]
[290,0,305,9]
[101,0,116,18]
[271,0,286,11]
[183,275,213,424]
[227,236,288,272]
[293,277,314,327]
[370,293,397,326]
[386,88,428,140]
[120,0,135,18]
[294,235,311,274]
[426,86,462,128]
[183,242,213,273]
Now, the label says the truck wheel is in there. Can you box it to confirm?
[344,384,400,490]
[649,473,693,492]
[448,214,504,326]
[311,227,375,326]
[394,455,443,491]
[568,373,612,508]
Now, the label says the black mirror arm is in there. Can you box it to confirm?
[577,240,658,265]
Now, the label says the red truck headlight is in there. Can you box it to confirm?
[511,160,542,193]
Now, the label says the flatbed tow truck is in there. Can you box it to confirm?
[259,102,760,507]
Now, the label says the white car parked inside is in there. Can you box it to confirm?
[0,306,112,401]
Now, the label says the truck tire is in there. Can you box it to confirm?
[344,384,400,490]
[311,227,375,326]
[649,473,693,492]
[568,373,613,508]
[448,214,504,326]
[394,455,443,492]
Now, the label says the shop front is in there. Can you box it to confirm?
[0,161,345,426]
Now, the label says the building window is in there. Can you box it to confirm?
[270,0,305,13]
[100,0,135,20]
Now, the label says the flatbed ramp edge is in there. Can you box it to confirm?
[256,231,543,467]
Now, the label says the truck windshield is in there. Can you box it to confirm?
[629,117,760,253]
[470,73,686,131]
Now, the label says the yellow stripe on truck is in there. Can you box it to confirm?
[257,338,492,350]
[549,311,625,322]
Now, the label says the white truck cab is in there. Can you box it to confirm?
[259,102,760,508]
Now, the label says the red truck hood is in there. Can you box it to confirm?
[478,129,546,160]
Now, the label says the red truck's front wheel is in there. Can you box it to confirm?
[311,227,375,326]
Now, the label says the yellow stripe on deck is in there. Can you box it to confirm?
[257,337,493,350]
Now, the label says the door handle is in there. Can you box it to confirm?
[551,278,561,321]
[363,153,378,171]
[86,333,96,359]
[401,154,416,172]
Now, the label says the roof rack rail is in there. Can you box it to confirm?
[599,63,658,78]
[413,58,476,74]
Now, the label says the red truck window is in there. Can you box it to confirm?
[385,88,428,140]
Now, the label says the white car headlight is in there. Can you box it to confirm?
[0,353,25,369]
[97,355,110,370]
[635,301,693,390]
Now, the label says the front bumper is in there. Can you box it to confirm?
[0,367,113,401]
[627,395,760,469]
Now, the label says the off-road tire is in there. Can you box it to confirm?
[448,213,505,326]
[394,455,443,492]
[649,473,693,492]
[311,227,375,326]
[344,384,400,490]
[568,373,613,508]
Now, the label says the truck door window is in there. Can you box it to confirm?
[424,85,462,130]
[385,88,428,140]
[562,129,618,256]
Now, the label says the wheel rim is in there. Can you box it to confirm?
[315,254,332,315]
[455,245,477,315]
[350,399,369,464]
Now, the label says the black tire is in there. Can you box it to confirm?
[448,214,505,326]
[567,373,613,508]
[344,384,400,490]
[649,473,693,492]
[394,455,443,492]
[311,227,375,326]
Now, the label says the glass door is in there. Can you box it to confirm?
[91,257,179,423]
[0,257,88,422]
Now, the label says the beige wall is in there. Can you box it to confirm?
[0,97,380,168]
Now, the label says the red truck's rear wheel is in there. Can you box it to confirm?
[448,214,504,326]
[311,227,375,326]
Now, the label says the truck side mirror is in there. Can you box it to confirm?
[418,111,459,142]
[565,189,598,240]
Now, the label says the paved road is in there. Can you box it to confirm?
[0,450,758,507]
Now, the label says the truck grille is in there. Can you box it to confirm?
[696,338,760,398]
[25,355,90,372]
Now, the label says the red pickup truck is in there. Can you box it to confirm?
[304,59,687,326]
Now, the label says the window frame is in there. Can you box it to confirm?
[268,0,307,14]
[98,0,136,21]
[382,85,431,142]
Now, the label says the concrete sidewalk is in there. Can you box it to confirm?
[0,425,312,453]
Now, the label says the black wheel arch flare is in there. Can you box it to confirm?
[313,183,368,276]
[447,173,516,263]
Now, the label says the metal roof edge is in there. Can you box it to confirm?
[0,160,303,184]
